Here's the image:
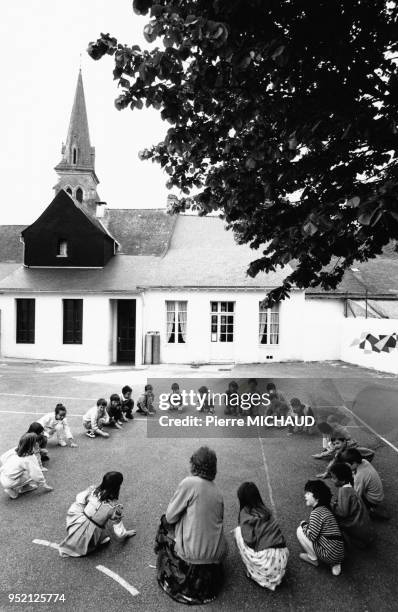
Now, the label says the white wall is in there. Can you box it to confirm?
[0,294,114,365]
[340,317,398,374]
[302,298,344,361]
[141,289,305,364]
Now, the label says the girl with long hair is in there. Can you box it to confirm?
[59,471,135,557]
[0,433,53,499]
[235,482,288,590]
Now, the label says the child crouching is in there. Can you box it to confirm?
[83,399,110,439]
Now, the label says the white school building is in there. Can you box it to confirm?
[0,71,397,373]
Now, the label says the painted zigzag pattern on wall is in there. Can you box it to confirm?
[350,332,397,354]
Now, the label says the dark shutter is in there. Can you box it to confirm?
[16,299,35,343]
[63,299,83,344]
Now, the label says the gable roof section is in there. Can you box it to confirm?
[21,190,112,241]
[0,225,25,262]
[102,209,176,255]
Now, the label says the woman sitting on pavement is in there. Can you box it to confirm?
[155,446,227,605]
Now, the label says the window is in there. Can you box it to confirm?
[57,239,68,257]
[66,186,72,195]
[72,147,77,164]
[75,187,83,203]
[16,299,35,344]
[259,302,279,345]
[166,301,187,343]
[63,299,83,344]
[210,301,234,342]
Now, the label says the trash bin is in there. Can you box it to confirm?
[152,332,160,364]
[144,332,153,365]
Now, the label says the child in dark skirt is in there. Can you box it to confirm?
[106,394,124,429]
[329,462,375,548]
[120,385,134,420]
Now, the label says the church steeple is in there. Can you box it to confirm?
[54,69,100,212]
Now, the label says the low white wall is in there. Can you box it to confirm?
[141,289,304,364]
[302,298,344,361]
[340,317,398,374]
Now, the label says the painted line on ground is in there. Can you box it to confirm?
[343,405,398,455]
[0,410,148,422]
[32,539,60,550]
[96,565,139,597]
[256,434,277,515]
[0,392,97,401]
[256,433,295,612]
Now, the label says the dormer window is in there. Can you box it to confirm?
[57,239,68,258]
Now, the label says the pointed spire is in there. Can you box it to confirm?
[55,69,95,171]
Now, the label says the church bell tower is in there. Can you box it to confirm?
[54,69,100,214]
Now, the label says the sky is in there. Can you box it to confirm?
[0,1,171,225]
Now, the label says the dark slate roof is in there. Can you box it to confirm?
[102,209,176,255]
[0,263,21,281]
[0,216,291,292]
[307,248,398,298]
[0,212,396,296]
[0,226,25,262]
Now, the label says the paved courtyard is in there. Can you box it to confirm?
[0,358,397,612]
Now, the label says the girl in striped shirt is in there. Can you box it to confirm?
[297,479,344,576]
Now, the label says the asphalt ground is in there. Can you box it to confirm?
[0,359,397,612]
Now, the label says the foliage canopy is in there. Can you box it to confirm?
[88,0,398,303]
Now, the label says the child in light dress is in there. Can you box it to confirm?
[235,482,289,590]
[38,404,77,450]
[58,471,135,557]
[0,433,53,499]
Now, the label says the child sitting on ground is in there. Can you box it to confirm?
[106,394,124,428]
[83,399,110,439]
[290,398,316,434]
[341,448,389,520]
[296,479,344,576]
[38,404,77,449]
[167,383,184,411]
[329,462,375,548]
[224,381,240,416]
[0,433,53,499]
[313,416,352,459]
[235,482,289,590]
[136,384,156,416]
[316,434,374,479]
[120,385,134,420]
[197,385,215,414]
[26,422,48,471]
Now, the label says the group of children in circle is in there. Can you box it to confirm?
[0,379,390,585]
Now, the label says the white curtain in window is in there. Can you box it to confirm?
[270,310,279,344]
[259,305,268,343]
[177,301,187,342]
[166,302,176,342]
